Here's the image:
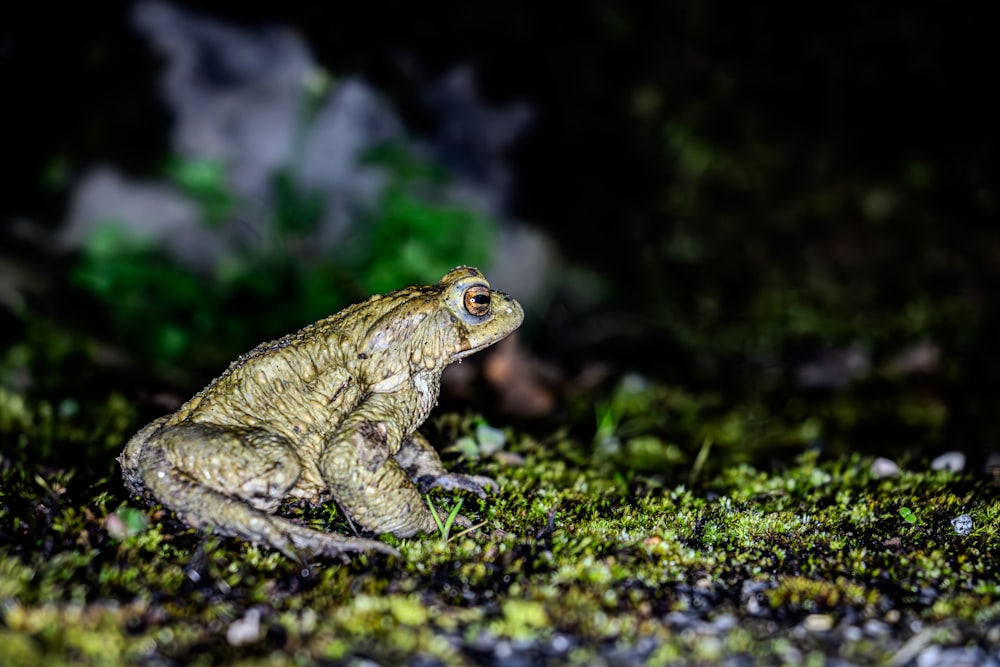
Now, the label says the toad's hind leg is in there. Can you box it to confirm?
[126,422,397,561]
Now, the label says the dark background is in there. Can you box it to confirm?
[3,1,999,457]
[7,2,996,244]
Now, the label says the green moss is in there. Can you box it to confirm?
[2,371,999,665]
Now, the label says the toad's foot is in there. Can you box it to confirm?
[232,512,400,561]
[415,472,498,498]
[393,433,499,499]
[159,480,399,562]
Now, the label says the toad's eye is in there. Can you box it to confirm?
[463,284,491,317]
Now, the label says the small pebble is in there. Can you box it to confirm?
[863,618,890,637]
[886,340,940,375]
[871,457,901,478]
[917,645,995,667]
[803,614,833,632]
[226,608,261,646]
[931,451,965,472]
[951,514,973,535]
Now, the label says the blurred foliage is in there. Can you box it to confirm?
[71,143,496,376]
[632,116,987,365]
[585,370,952,475]
[355,144,494,295]
[0,384,133,467]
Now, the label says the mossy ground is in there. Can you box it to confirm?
[2,3,996,664]
[2,385,998,666]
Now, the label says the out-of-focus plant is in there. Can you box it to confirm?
[590,373,822,478]
[351,143,494,295]
[72,142,497,377]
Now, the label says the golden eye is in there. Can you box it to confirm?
[463,284,491,317]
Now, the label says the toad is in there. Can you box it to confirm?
[119,266,523,560]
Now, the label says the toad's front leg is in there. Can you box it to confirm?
[319,397,441,538]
